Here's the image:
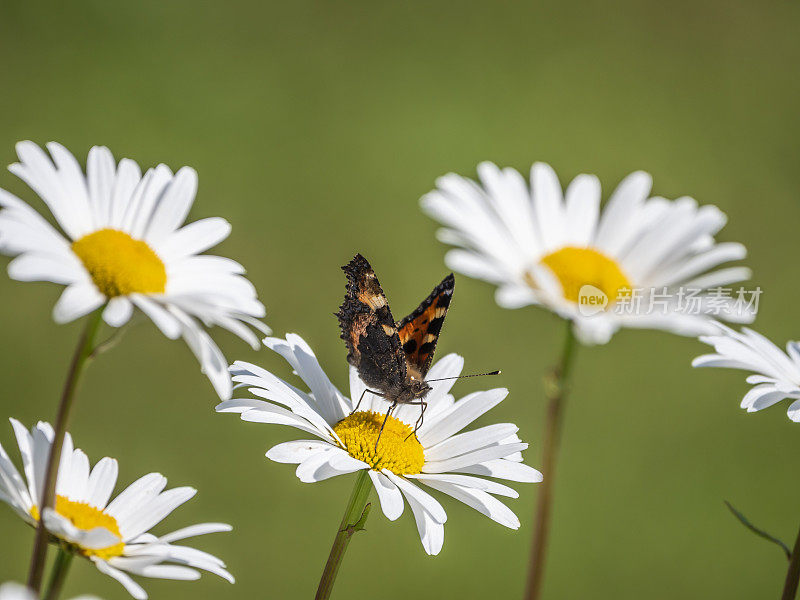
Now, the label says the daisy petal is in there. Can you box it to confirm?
[219,336,539,554]
[368,470,404,521]
[93,559,148,600]
[85,457,119,509]
[384,471,446,524]
[103,297,134,327]
[7,253,85,285]
[385,472,445,555]
[0,143,267,401]
[418,388,508,447]
[156,217,231,261]
[418,478,520,528]
[266,440,333,464]
[52,284,104,324]
[422,162,750,342]
[453,459,543,483]
[159,523,232,543]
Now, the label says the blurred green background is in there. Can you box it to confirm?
[1,1,799,598]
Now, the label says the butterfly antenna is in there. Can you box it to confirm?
[426,370,501,382]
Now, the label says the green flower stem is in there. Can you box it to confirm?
[43,547,73,600]
[26,307,105,593]
[525,319,577,600]
[315,469,373,600]
[781,525,800,600]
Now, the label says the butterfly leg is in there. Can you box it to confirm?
[351,388,381,414]
[374,401,397,453]
[404,400,428,442]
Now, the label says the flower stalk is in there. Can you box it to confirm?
[525,320,577,600]
[782,525,800,600]
[43,546,74,600]
[315,470,373,600]
[26,307,105,592]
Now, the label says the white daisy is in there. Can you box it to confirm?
[0,582,99,600]
[0,419,233,599]
[217,334,541,555]
[0,141,269,399]
[421,162,754,344]
[693,324,800,422]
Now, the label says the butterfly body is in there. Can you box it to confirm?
[337,254,453,410]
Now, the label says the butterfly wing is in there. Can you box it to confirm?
[396,273,454,377]
[336,254,407,394]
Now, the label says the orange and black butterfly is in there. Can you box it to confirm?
[336,254,454,439]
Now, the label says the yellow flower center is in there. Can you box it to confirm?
[333,411,425,475]
[71,228,166,297]
[535,246,632,305]
[30,495,124,560]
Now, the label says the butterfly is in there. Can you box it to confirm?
[336,253,454,443]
